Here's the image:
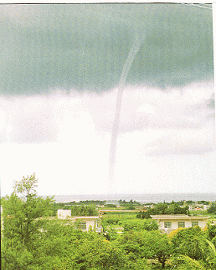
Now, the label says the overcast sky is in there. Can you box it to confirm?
[1,3,215,196]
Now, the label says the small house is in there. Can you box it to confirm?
[71,216,101,232]
[203,205,210,211]
[57,209,101,232]
[57,209,71,219]
[151,214,208,234]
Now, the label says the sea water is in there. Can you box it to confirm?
[53,193,216,203]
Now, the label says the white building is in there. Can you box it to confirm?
[151,214,208,234]
[188,205,193,211]
[57,209,71,219]
[57,209,101,232]
[203,205,210,211]
[72,216,101,232]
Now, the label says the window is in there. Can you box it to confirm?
[164,222,171,228]
[178,222,185,228]
[76,221,86,230]
[192,221,198,227]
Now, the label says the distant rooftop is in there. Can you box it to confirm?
[151,215,208,220]
[69,216,99,220]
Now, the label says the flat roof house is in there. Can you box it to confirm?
[57,209,71,219]
[151,214,208,234]
[71,216,102,232]
[57,209,101,232]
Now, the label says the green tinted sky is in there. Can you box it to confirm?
[1,3,213,95]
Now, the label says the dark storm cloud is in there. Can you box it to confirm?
[1,4,213,96]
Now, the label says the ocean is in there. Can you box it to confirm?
[53,193,216,203]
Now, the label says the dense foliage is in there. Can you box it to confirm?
[116,230,172,268]
[50,202,98,217]
[137,202,189,219]
[208,203,216,214]
[2,174,216,269]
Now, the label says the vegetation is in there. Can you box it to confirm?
[1,174,216,269]
[208,203,216,214]
[119,219,158,232]
[1,174,54,269]
[116,230,172,268]
[50,202,98,217]
[137,201,189,219]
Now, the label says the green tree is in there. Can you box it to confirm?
[208,203,216,214]
[120,219,158,232]
[141,231,173,268]
[166,202,189,215]
[1,173,54,269]
[212,236,216,247]
[147,202,189,215]
[207,225,216,240]
[170,255,207,270]
[136,211,151,219]
[150,203,168,215]
[116,230,172,268]
[171,226,211,261]
[70,205,98,216]
[28,219,128,270]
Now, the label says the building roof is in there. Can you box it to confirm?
[99,210,141,213]
[151,215,208,220]
[70,216,99,221]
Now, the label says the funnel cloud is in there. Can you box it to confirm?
[109,35,143,190]
[0,4,215,196]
